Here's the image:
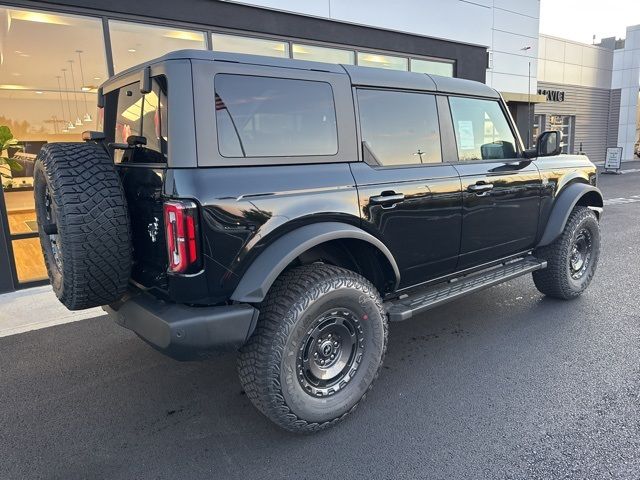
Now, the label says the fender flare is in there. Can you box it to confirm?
[537,183,603,247]
[230,222,400,303]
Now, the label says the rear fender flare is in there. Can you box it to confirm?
[537,183,603,247]
[230,222,400,303]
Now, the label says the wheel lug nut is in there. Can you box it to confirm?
[330,354,335,359]
[320,360,325,365]
[314,352,318,358]
[333,341,338,347]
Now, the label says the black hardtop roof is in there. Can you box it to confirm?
[103,49,499,99]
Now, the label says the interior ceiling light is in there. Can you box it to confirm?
[291,45,309,55]
[163,30,202,41]
[35,91,43,94]
[128,48,136,53]
[360,54,388,63]
[9,10,70,25]
[0,84,28,89]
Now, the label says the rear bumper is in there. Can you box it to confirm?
[103,293,259,360]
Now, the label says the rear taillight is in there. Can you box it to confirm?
[163,200,199,274]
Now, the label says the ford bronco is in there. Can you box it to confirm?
[34,50,603,433]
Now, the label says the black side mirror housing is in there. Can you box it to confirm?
[523,130,562,159]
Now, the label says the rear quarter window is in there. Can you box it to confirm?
[114,76,168,164]
[214,74,338,158]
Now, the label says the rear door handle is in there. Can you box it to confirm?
[467,183,494,193]
[370,192,405,207]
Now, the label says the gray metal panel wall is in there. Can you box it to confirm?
[535,82,619,163]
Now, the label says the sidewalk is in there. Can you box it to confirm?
[0,286,103,338]
[595,159,640,174]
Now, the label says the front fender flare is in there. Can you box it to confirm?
[537,183,603,247]
[230,222,400,303]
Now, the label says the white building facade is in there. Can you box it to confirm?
[536,27,640,163]
[613,25,640,161]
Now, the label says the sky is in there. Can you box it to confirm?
[539,0,640,44]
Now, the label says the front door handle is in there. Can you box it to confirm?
[467,183,494,194]
[370,192,405,207]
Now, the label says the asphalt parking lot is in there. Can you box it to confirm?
[1,169,639,480]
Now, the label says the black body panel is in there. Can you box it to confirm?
[350,162,462,288]
[166,163,361,304]
[454,160,542,269]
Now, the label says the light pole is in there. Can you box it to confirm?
[521,46,532,148]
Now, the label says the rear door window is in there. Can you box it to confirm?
[215,74,338,158]
[114,76,168,163]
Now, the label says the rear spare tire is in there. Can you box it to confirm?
[34,143,132,310]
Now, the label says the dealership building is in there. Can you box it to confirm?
[0,0,638,293]
[535,27,640,163]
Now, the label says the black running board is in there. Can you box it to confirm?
[385,257,547,321]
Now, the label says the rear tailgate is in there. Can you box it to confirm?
[119,166,168,292]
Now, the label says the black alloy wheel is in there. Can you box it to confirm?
[238,264,388,433]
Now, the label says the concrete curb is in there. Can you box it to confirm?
[0,286,103,337]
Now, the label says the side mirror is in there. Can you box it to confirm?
[523,131,562,158]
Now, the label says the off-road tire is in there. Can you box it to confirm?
[533,206,600,299]
[237,264,388,433]
[34,143,132,310]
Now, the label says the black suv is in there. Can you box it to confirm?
[34,50,603,433]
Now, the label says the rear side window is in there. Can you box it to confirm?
[357,89,442,166]
[215,74,338,158]
[449,97,517,161]
[114,76,168,164]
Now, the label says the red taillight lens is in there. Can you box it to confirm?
[163,200,199,274]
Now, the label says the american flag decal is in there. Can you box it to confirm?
[215,94,226,111]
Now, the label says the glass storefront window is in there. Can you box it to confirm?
[0,6,108,286]
[109,20,206,73]
[292,44,355,64]
[357,52,408,71]
[410,58,454,77]
[212,33,289,58]
[0,7,107,141]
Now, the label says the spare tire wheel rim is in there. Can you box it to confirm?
[296,308,365,397]
[569,227,592,280]
[44,185,63,272]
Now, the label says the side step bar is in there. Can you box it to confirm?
[385,257,547,322]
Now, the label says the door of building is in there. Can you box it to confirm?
[545,115,575,154]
